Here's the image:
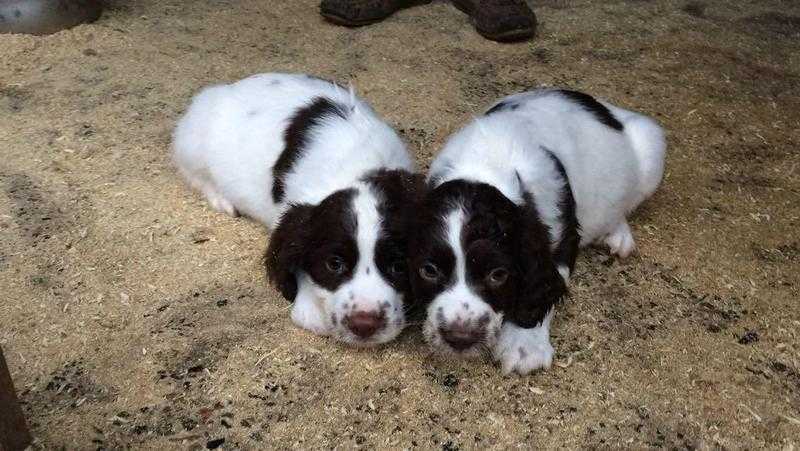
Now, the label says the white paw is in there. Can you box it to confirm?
[492,320,554,376]
[605,221,636,258]
[556,265,571,282]
[207,192,238,217]
[290,296,331,336]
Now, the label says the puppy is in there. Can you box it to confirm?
[410,89,666,374]
[173,73,422,346]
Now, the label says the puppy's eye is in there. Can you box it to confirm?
[486,267,509,287]
[389,260,406,277]
[325,255,347,275]
[419,261,441,283]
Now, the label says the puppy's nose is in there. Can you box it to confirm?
[346,311,386,339]
[440,324,484,351]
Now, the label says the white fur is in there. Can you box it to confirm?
[173,73,414,345]
[427,89,666,374]
[429,89,666,256]
[291,273,334,336]
[173,73,413,226]
[493,310,555,375]
[557,265,571,281]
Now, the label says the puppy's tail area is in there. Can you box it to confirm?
[623,115,667,200]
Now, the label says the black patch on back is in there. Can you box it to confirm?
[557,89,624,131]
[485,99,520,116]
[363,169,427,305]
[541,147,580,274]
[264,189,358,300]
[272,97,348,203]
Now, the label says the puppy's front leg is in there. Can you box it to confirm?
[290,275,333,336]
[492,309,555,375]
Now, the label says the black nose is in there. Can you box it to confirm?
[346,311,386,339]
[440,325,484,351]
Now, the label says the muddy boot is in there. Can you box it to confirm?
[451,0,537,42]
[320,0,431,27]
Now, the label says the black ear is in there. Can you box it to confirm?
[505,193,567,328]
[363,169,427,249]
[366,169,427,207]
[264,204,314,301]
[402,172,428,205]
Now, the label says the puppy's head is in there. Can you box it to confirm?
[265,169,424,346]
[410,180,566,357]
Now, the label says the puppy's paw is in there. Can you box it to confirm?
[493,322,554,376]
[290,297,331,336]
[207,192,239,217]
[605,221,635,258]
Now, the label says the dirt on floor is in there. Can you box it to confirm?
[1,0,799,449]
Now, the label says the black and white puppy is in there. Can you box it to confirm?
[410,89,666,374]
[173,73,422,346]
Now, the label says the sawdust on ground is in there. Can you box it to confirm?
[1,0,799,449]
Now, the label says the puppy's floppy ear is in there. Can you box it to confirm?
[403,172,428,204]
[506,193,567,328]
[365,168,427,245]
[365,170,427,311]
[264,204,314,301]
[368,169,427,207]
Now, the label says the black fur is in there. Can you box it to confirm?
[409,180,566,328]
[557,89,624,131]
[541,147,580,274]
[363,169,427,298]
[508,190,567,328]
[407,182,461,306]
[265,172,425,304]
[264,189,357,301]
[485,99,520,115]
[271,97,348,203]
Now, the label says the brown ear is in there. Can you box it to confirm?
[505,193,567,328]
[403,172,428,202]
[365,169,427,207]
[264,204,314,301]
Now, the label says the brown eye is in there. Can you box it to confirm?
[486,267,509,287]
[419,261,441,283]
[326,255,346,275]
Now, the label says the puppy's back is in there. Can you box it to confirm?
[489,89,665,204]
[431,89,665,244]
[173,74,348,178]
[172,73,403,227]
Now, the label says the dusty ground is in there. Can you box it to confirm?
[1,0,799,449]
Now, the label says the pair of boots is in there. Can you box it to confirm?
[320,0,536,42]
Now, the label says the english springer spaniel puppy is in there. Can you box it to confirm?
[411,89,666,374]
[173,73,422,346]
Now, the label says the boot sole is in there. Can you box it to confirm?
[477,26,535,42]
[451,0,477,15]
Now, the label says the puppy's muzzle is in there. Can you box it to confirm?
[344,310,387,339]
[439,322,485,351]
